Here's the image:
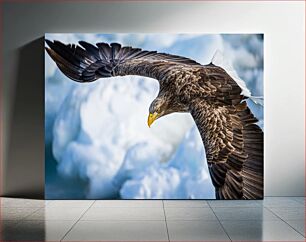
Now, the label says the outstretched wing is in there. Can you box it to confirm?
[189,67,263,199]
[45,39,201,83]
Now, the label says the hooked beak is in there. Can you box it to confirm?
[147,112,159,128]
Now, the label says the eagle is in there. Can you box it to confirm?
[45,39,263,200]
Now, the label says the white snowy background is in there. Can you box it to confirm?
[45,34,263,199]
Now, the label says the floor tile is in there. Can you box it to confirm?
[1,197,305,241]
[0,220,20,231]
[167,220,230,241]
[268,207,305,220]
[165,207,217,221]
[93,200,163,208]
[263,197,304,207]
[46,200,94,208]
[1,220,75,241]
[0,220,20,240]
[81,207,164,221]
[26,207,88,220]
[286,220,305,236]
[291,197,305,205]
[63,220,168,241]
[0,207,39,220]
[164,200,209,208]
[212,207,279,221]
[0,198,46,208]
[221,220,305,241]
[208,199,262,208]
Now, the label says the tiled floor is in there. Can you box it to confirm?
[0,197,304,241]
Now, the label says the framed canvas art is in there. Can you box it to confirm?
[45,33,263,199]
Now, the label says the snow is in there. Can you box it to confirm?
[45,33,263,199]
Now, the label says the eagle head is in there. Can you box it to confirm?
[147,93,188,127]
[147,97,167,127]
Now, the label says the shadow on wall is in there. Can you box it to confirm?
[4,37,44,199]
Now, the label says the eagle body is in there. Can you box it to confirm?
[45,40,263,199]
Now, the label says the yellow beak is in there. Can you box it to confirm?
[147,112,158,128]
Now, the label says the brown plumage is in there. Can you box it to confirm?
[45,39,263,200]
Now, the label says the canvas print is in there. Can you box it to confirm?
[45,34,263,199]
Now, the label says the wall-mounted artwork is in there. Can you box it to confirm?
[45,34,263,200]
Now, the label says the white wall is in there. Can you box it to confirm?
[2,1,304,197]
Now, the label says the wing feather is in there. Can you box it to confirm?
[190,99,263,199]
[45,39,201,83]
